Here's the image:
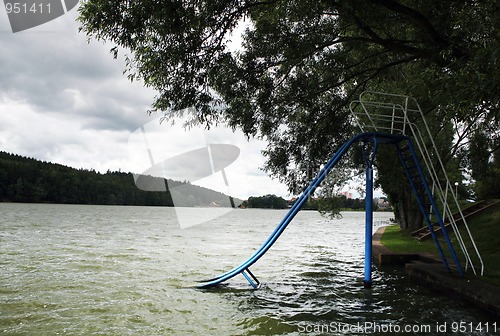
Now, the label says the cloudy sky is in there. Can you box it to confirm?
[0,5,373,201]
[0,6,297,199]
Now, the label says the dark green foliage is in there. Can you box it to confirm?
[316,195,365,219]
[79,1,499,228]
[0,151,236,207]
[468,130,500,199]
[245,194,288,209]
[241,193,372,211]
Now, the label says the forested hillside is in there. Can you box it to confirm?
[0,151,238,207]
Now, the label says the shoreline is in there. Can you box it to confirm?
[373,226,500,317]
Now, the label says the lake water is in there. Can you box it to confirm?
[1,203,498,335]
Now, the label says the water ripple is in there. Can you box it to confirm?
[1,204,496,335]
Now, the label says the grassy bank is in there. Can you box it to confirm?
[380,200,500,286]
[381,225,437,254]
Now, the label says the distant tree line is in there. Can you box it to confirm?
[241,193,387,212]
[309,195,381,212]
[0,151,237,207]
[242,194,288,209]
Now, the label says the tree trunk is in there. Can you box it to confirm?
[396,197,423,232]
[389,185,424,232]
[376,146,425,232]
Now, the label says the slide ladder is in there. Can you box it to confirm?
[396,139,461,275]
[350,91,484,276]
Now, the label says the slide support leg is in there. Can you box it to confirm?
[362,138,377,288]
[242,268,261,289]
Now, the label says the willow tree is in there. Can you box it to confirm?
[79,0,499,230]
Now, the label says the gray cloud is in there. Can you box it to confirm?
[0,10,154,132]
[0,8,290,199]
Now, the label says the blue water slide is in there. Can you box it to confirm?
[197,132,464,288]
[197,132,394,288]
